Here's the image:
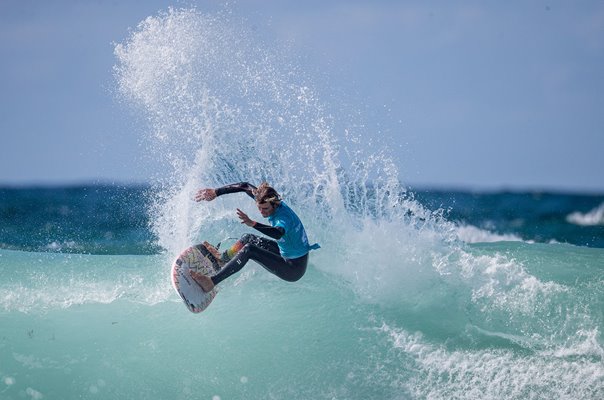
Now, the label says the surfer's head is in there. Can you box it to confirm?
[254,182,281,217]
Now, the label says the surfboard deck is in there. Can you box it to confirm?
[171,243,221,313]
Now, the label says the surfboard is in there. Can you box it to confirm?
[171,243,221,313]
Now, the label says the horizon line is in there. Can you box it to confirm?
[1,179,603,196]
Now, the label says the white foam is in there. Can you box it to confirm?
[3,376,16,386]
[0,251,174,313]
[455,224,524,243]
[25,387,43,400]
[456,251,567,314]
[381,323,604,400]
[566,202,604,226]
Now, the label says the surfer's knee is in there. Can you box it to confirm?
[240,233,256,244]
[241,243,251,251]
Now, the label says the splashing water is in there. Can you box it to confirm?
[113,7,450,268]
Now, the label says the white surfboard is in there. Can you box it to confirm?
[171,243,221,313]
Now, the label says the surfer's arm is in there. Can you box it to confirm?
[215,182,257,199]
[237,208,284,239]
[195,182,257,202]
[252,222,285,240]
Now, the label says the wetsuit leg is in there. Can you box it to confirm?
[239,233,280,254]
[211,235,308,285]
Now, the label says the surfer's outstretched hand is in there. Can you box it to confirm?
[237,208,256,227]
[195,188,216,202]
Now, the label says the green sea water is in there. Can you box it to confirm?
[1,241,602,399]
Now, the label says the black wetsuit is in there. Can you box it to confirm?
[209,182,310,286]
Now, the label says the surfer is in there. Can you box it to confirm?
[192,182,319,292]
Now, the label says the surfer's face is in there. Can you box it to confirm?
[257,202,275,218]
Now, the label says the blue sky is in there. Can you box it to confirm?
[1,1,603,192]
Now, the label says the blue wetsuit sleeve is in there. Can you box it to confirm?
[253,222,285,240]
[215,182,257,199]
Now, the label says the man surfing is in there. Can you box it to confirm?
[192,182,319,292]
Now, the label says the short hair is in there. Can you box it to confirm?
[254,182,281,206]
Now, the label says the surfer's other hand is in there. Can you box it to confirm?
[236,208,256,227]
[195,188,217,202]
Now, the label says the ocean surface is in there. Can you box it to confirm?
[2,7,603,400]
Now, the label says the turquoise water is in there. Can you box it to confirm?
[1,7,603,399]
[1,242,602,399]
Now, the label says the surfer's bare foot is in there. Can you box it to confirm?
[203,241,225,267]
[190,270,215,292]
